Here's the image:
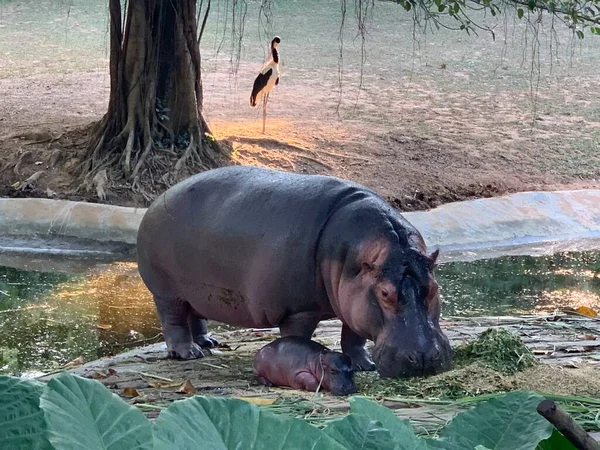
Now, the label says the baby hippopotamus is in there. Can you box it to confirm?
[253,336,357,396]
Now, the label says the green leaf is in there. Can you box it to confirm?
[453,2,460,13]
[536,429,577,450]
[517,7,524,18]
[436,391,554,450]
[576,30,585,39]
[154,396,345,450]
[325,414,397,450]
[0,376,51,450]
[348,397,428,449]
[528,0,536,9]
[39,371,152,450]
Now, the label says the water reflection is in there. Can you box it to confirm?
[436,250,600,316]
[0,262,159,374]
[1,250,599,374]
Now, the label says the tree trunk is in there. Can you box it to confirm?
[79,0,227,202]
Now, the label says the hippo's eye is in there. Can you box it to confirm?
[330,368,339,375]
[376,284,398,311]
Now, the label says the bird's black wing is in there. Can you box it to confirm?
[250,68,272,107]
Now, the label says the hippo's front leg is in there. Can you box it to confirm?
[295,372,321,393]
[341,325,376,371]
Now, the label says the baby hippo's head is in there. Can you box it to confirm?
[321,351,357,396]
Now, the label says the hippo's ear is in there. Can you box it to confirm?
[361,261,375,273]
[428,249,440,268]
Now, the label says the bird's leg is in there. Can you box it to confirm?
[262,93,268,134]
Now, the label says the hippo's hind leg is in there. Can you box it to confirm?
[341,324,376,372]
[255,376,273,388]
[154,295,204,360]
[188,314,220,348]
[279,312,321,338]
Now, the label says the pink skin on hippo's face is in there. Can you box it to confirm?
[335,237,452,379]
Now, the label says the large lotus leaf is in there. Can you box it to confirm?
[0,375,51,450]
[153,395,346,450]
[39,371,153,450]
[347,396,429,449]
[434,391,554,450]
[324,414,397,450]
[536,429,577,450]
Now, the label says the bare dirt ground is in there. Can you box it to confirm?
[1,1,600,211]
[0,67,598,211]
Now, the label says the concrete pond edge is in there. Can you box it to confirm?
[0,189,599,261]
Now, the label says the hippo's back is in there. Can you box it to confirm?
[136,165,375,327]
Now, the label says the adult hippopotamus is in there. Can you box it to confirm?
[137,165,452,378]
[253,336,356,396]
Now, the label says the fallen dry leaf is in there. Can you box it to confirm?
[576,334,597,341]
[176,379,197,395]
[62,356,85,369]
[123,387,140,398]
[237,397,276,406]
[576,305,598,318]
[87,370,109,380]
[97,324,113,330]
[88,368,118,379]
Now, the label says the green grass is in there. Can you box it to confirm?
[453,327,537,374]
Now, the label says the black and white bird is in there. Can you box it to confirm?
[250,36,281,133]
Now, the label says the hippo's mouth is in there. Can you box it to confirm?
[372,339,453,379]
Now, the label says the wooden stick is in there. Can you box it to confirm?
[537,399,600,450]
[138,372,174,382]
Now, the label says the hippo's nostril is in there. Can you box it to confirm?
[407,353,419,365]
[431,350,441,361]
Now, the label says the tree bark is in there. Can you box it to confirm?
[80,0,227,202]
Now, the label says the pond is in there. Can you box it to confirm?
[1,249,599,374]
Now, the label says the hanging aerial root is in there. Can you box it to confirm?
[123,128,135,173]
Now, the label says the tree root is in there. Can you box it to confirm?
[75,0,231,204]
[77,119,228,204]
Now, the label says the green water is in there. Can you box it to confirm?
[437,251,600,317]
[0,261,161,374]
[0,250,599,374]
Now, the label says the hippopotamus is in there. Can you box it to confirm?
[136,165,452,378]
[253,336,356,396]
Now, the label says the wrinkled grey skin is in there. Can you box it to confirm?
[137,165,452,378]
[253,336,356,396]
